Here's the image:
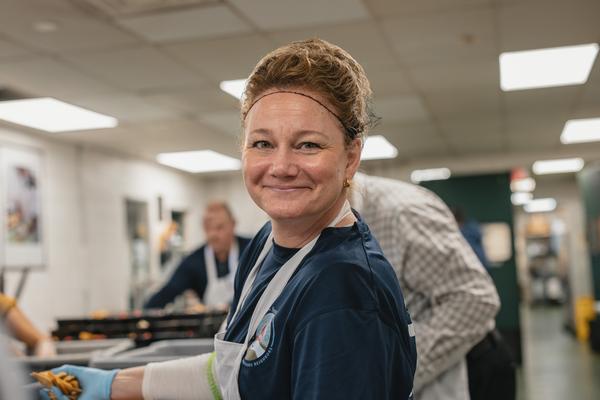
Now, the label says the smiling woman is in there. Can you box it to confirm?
[212,38,417,400]
[41,39,416,400]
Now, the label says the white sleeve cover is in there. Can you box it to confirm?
[142,352,219,400]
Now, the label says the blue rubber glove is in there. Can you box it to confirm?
[38,365,119,400]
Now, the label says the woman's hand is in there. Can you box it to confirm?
[38,365,118,400]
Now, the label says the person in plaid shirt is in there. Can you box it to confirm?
[352,172,507,400]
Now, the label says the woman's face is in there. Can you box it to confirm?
[242,89,361,225]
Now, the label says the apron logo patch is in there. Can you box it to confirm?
[243,311,275,366]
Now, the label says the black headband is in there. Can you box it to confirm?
[244,90,358,139]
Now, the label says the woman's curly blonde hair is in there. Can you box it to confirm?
[241,38,378,144]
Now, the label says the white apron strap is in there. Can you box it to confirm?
[216,201,353,400]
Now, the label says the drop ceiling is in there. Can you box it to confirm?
[0,0,598,170]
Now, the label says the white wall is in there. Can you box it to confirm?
[1,128,87,333]
[0,127,209,331]
[79,149,208,313]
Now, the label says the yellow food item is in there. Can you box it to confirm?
[31,370,81,400]
[0,293,16,316]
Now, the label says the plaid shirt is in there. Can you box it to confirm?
[352,173,500,390]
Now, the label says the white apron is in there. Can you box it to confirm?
[213,202,353,400]
[203,240,240,306]
[416,359,470,400]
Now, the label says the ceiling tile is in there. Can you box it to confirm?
[440,114,503,136]
[498,0,600,52]
[267,20,397,70]
[380,121,449,158]
[87,0,218,17]
[424,88,501,117]
[0,0,140,53]
[229,0,369,31]
[0,37,34,59]
[65,92,182,123]
[198,110,242,137]
[569,105,600,121]
[447,131,505,154]
[0,57,116,97]
[163,34,274,82]
[439,114,505,154]
[579,63,600,109]
[504,86,580,115]
[141,85,240,115]
[117,4,252,43]
[57,119,240,160]
[368,64,414,97]
[506,129,562,152]
[65,45,205,91]
[365,0,492,18]
[374,95,430,123]
[409,59,499,92]
[505,111,566,145]
[381,7,497,68]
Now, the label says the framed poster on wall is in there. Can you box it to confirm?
[0,146,44,268]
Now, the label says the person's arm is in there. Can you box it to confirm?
[396,196,500,390]
[38,365,139,400]
[40,354,219,400]
[144,253,205,309]
[111,367,144,400]
[2,295,56,356]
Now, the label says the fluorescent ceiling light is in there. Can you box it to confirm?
[524,198,557,213]
[532,157,584,175]
[561,117,600,144]
[157,150,241,173]
[361,135,398,160]
[510,177,536,192]
[0,97,117,132]
[499,43,599,91]
[511,192,532,206]
[219,79,247,100]
[410,168,451,183]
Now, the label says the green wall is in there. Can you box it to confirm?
[578,165,600,300]
[422,172,522,361]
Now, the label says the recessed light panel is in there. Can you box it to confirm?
[0,98,118,132]
[157,150,241,173]
[410,168,451,183]
[532,158,584,175]
[524,198,557,213]
[511,192,532,206]
[561,117,600,144]
[361,135,398,160]
[510,177,536,192]
[219,79,247,100]
[500,43,599,91]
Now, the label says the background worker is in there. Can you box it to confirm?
[0,292,55,357]
[145,201,251,309]
[352,172,507,400]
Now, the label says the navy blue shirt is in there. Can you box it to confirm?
[225,218,416,399]
[144,236,251,309]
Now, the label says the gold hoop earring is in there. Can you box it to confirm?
[343,178,351,188]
